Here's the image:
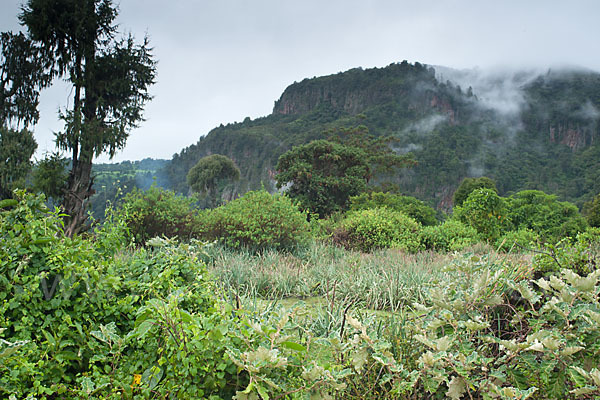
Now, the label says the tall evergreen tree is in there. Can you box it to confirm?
[18,0,156,235]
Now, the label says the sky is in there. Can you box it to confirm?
[2,0,600,163]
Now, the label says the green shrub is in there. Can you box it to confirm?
[0,191,237,398]
[334,207,422,252]
[350,191,438,226]
[119,186,200,245]
[454,188,510,242]
[420,219,479,252]
[201,190,311,250]
[534,227,600,277]
[495,228,539,252]
[506,190,588,243]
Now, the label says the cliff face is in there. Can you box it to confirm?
[272,62,454,118]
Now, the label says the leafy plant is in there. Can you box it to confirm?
[420,219,480,252]
[333,207,422,253]
[454,188,510,242]
[119,186,200,245]
[201,189,311,251]
[349,191,438,226]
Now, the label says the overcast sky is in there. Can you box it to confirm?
[3,0,600,163]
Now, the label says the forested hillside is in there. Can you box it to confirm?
[160,61,600,210]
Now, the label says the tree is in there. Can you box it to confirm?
[276,140,369,217]
[506,190,588,241]
[17,0,156,236]
[187,154,240,208]
[583,193,600,228]
[452,176,497,207]
[1,31,50,127]
[31,152,69,203]
[327,125,416,184]
[454,188,508,242]
[0,126,37,199]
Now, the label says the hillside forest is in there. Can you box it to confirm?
[2,1,600,399]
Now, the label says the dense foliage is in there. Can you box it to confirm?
[350,191,438,226]
[276,140,369,217]
[452,176,497,207]
[2,185,600,399]
[334,207,422,252]
[201,189,311,250]
[187,154,240,208]
[119,186,200,245]
[0,191,237,398]
[505,190,588,243]
[0,126,36,199]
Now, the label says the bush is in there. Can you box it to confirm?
[420,219,479,252]
[454,188,510,242]
[0,191,237,398]
[350,191,438,226]
[333,207,422,252]
[495,228,539,252]
[119,186,200,245]
[201,190,311,250]
[506,190,588,243]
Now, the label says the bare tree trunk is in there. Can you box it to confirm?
[63,155,94,237]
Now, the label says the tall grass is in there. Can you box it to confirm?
[207,241,528,311]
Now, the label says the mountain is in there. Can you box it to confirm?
[160,61,600,210]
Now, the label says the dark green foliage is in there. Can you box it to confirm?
[201,190,311,250]
[31,152,68,201]
[333,207,422,252]
[119,186,200,245]
[187,154,240,208]
[0,31,51,127]
[454,188,509,242]
[506,190,588,243]
[350,191,438,226]
[0,126,36,199]
[420,219,479,252]
[19,0,156,235]
[583,193,600,227]
[276,140,369,217]
[452,176,497,207]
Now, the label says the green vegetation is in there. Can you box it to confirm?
[276,139,369,217]
[119,186,200,245]
[201,189,311,250]
[187,154,241,208]
[333,207,422,253]
[452,176,497,207]
[0,126,36,199]
[2,180,600,398]
[350,191,438,226]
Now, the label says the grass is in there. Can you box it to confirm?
[206,240,532,313]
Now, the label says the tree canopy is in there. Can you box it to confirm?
[187,154,240,208]
[452,176,497,207]
[14,0,156,235]
[0,126,37,199]
[276,139,369,217]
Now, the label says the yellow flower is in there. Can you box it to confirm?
[132,374,142,387]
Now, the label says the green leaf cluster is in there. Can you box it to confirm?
[201,189,311,251]
[334,207,422,253]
